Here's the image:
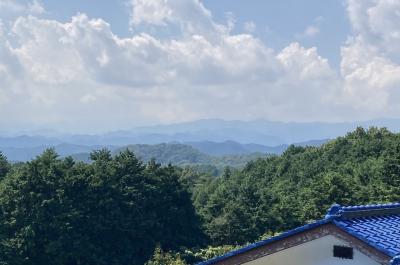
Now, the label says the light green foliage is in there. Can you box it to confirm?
[113,144,268,171]
[146,246,186,265]
[193,127,400,246]
[185,245,238,261]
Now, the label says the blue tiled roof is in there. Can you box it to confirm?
[197,202,400,265]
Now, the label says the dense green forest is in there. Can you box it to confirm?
[116,144,269,170]
[0,127,399,264]
[71,143,269,175]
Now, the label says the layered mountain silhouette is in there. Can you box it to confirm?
[1,118,399,162]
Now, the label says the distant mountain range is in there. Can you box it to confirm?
[0,140,327,163]
[185,139,327,156]
[1,118,399,162]
[102,118,400,145]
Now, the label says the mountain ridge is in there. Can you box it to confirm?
[4,118,400,146]
[1,118,399,162]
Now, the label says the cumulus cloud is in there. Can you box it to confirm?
[0,0,343,131]
[128,0,225,38]
[346,0,400,56]
[12,16,86,85]
[341,0,400,117]
[129,0,173,26]
[0,0,400,132]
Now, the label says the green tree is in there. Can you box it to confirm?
[0,149,204,265]
[0,152,10,179]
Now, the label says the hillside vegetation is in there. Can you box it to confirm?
[193,127,400,246]
[72,143,270,174]
[0,127,399,264]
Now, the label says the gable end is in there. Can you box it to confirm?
[206,224,391,265]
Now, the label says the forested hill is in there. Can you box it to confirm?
[0,127,400,265]
[72,143,270,173]
[193,127,400,246]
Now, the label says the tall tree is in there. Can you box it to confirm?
[0,152,10,179]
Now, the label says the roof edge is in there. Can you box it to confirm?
[198,203,400,265]
[196,219,331,265]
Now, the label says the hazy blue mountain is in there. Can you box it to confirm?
[0,138,328,162]
[186,141,284,156]
[186,139,328,156]
[47,118,400,146]
[1,146,51,162]
[0,135,61,148]
[126,118,400,145]
[1,144,110,162]
[1,119,399,158]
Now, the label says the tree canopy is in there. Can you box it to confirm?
[0,128,400,264]
[193,127,400,245]
[0,149,203,265]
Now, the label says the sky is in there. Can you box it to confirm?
[0,0,400,133]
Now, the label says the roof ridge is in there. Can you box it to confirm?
[325,203,400,220]
[341,202,400,211]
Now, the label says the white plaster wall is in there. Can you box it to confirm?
[244,235,381,265]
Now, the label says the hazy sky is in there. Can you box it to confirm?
[0,0,400,133]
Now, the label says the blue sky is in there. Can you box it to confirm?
[0,0,400,133]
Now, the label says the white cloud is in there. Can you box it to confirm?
[273,43,344,119]
[346,0,400,55]
[12,16,86,85]
[0,0,346,131]
[1,0,400,132]
[129,0,173,26]
[341,0,400,117]
[366,0,400,56]
[0,21,23,97]
[128,0,225,38]
[278,43,334,81]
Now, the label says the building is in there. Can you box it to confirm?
[198,203,400,265]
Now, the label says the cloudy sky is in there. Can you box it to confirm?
[0,0,400,133]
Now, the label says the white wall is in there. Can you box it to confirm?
[244,235,381,265]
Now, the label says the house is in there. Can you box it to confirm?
[198,203,400,265]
